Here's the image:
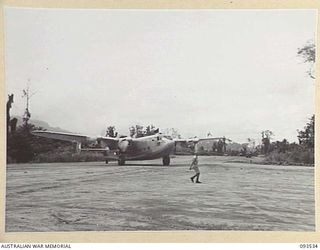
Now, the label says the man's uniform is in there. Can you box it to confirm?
[190,155,201,183]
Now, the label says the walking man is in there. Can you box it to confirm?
[189,154,201,183]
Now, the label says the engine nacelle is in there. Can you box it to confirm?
[118,138,132,152]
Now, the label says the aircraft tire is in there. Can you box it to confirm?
[105,160,109,164]
[118,156,126,166]
[162,156,170,166]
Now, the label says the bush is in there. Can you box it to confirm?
[266,147,314,165]
[33,151,105,163]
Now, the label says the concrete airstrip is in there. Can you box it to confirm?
[5,156,315,231]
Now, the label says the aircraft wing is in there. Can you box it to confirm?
[32,130,120,153]
[174,137,227,143]
[32,130,91,143]
[32,131,119,144]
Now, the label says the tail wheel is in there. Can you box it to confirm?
[118,156,126,166]
[162,155,170,166]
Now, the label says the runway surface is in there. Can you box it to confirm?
[6,156,315,232]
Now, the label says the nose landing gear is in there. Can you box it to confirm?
[162,155,170,166]
[118,156,126,166]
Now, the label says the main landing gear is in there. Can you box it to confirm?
[162,155,170,166]
[105,159,125,165]
[105,155,125,166]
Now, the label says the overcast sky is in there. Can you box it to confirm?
[4,8,317,142]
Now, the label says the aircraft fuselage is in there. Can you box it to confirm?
[106,134,175,162]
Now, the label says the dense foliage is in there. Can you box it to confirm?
[297,40,315,79]
[265,116,314,165]
[7,124,104,163]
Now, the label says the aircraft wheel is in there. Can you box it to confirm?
[105,160,109,164]
[118,156,126,166]
[162,155,170,166]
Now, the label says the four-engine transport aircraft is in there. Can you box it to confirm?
[32,130,227,166]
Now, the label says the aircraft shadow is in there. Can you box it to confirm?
[84,162,186,167]
[115,163,181,167]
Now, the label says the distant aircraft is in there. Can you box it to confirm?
[32,130,226,166]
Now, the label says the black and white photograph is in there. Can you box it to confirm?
[4,7,317,233]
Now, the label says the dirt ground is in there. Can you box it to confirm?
[5,155,315,232]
